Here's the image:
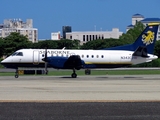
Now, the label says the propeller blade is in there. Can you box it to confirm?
[45,48,47,61]
[42,48,47,62]
[44,48,48,74]
[45,61,48,75]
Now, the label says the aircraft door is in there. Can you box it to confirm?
[33,51,39,64]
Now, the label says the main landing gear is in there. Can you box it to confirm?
[15,69,19,78]
[71,68,77,78]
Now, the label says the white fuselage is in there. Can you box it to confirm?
[1,49,158,69]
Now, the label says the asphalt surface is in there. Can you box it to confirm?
[0,75,160,120]
[1,102,160,120]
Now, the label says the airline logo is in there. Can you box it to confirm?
[142,30,155,45]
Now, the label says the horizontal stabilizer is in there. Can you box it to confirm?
[132,46,149,58]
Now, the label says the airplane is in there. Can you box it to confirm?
[1,23,159,78]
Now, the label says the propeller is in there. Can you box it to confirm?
[42,48,48,75]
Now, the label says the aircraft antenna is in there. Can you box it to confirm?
[62,47,66,50]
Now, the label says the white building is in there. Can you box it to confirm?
[51,31,61,40]
[0,19,38,43]
[66,28,123,44]
[127,14,160,40]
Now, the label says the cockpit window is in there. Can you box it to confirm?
[16,52,23,56]
[12,52,18,56]
[11,52,23,56]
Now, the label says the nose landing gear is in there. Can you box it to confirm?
[15,69,19,78]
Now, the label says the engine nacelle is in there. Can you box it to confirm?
[47,55,84,69]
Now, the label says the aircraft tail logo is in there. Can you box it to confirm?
[142,30,155,45]
[103,23,159,54]
[132,23,159,54]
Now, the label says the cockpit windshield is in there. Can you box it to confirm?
[16,52,23,56]
[11,52,23,56]
[12,52,18,56]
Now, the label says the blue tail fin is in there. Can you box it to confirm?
[105,23,159,54]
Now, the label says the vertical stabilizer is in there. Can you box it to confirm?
[132,23,159,54]
[104,23,159,54]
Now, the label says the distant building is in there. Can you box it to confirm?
[0,19,38,43]
[62,26,72,39]
[66,28,123,45]
[127,14,160,40]
[51,31,61,40]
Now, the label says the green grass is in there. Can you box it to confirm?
[47,70,160,76]
[0,72,15,76]
[0,69,160,76]
[104,70,160,75]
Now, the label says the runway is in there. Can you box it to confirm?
[0,75,160,101]
[0,75,160,119]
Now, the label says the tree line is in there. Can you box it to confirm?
[1,22,160,67]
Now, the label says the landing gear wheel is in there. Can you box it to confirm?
[15,69,19,78]
[15,74,19,78]
[45,70,48,75]
[71,73,77,78]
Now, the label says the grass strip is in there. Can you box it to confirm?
[0,69,160,76]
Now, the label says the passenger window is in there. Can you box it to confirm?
[101,55,104,58]
[97,55,99,58]
[92,55,94,58]
[82,55,84,58]
[16,52,23,56]
[87,55,89,58]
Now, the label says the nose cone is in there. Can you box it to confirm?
[0,57,15,68]
[1,58,8,67]
[1,58,6,62]
[1,59,6,64]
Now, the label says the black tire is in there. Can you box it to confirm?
[71,73,77,78]
[15,74,19,78]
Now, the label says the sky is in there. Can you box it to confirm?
[0,0,160,39]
